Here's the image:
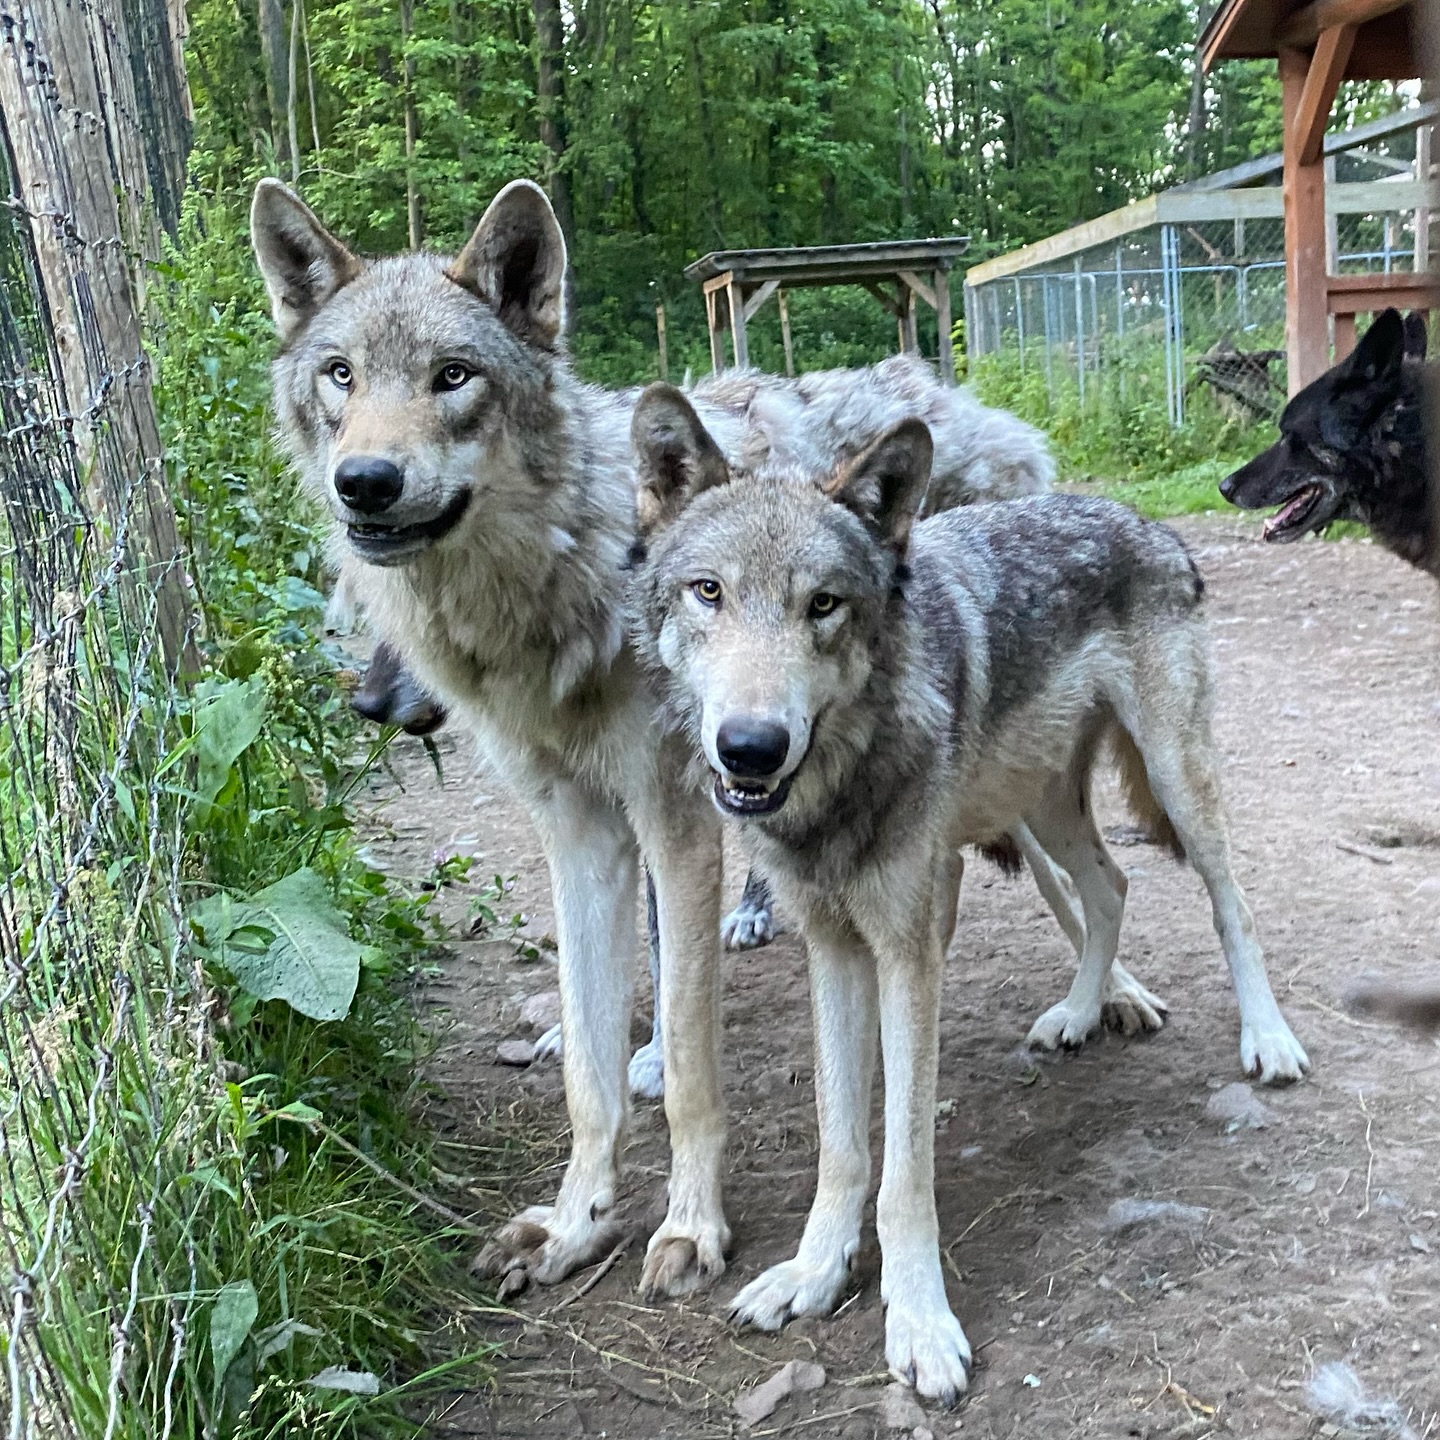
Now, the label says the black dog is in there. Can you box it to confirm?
[1220,308,1435,578]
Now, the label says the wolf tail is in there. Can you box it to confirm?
[1111,727,1186,862]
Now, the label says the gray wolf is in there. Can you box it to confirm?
[250,175,1051,1302]
[629,389,1308,1400]
[1220,309,1435,578]
[253,175,736,1302]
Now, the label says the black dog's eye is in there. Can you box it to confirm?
[809,592,840,619]
[326,360,353,390]
[435,362,474,392]
[691,579,722,607]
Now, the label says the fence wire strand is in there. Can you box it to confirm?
[0,3,212,1436]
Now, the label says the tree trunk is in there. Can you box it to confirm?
[286,0,300,180]
[532,0,575,244]
[400,0,422,248]
[257,0,290,168]
[1184,50,1207,181]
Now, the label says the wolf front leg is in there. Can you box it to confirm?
[862,877,971,1405]
[633,790,731,1299]
[729,903,878,1329]
[473,769,636,1292]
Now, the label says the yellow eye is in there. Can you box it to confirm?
[692,579,722,607]
[809,592,840,618]
[327,360,353,390]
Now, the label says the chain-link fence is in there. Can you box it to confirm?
[0,3,215,1435]
[965,121,1438,428]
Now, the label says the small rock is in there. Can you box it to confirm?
[495,1039,535,1067]
[914,1429,935,1440]
[1409,1233,1432,1254]
[734,1360,826,1425]
[881,1382,928,1431]
[519,989,561,1033]
[1204,1082,1276,1132]
[1104,1198,1210,1236]
[1022,1374,1041,1388]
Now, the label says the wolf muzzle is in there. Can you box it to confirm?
[333,453,474,565]
[712,715,794,816]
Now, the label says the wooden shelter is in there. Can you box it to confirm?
[1201,0,1438,392]
[684,238,971,384]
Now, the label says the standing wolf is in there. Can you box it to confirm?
[249,177,1053,1298]
[628,388,1309,1400]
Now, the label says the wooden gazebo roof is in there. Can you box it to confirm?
[1201,0,1419,74]
[685,238,971,383]
[1200,0,1435,393]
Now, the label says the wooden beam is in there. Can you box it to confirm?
[778,288,794,377]
[899,283,918,353]
[702,270,736,297]
[934,268,955,385]
[1281,45,1332,393]
[1277,0,1409,47]
[897,269,938,309]
[1326,272,1440,310]
[704,288,725,372]
[863,281,904,317]
[1297,24,1358,165]
[727,280,749,368]
[742,279,779,322]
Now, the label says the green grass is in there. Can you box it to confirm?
[1078,456,1254,520]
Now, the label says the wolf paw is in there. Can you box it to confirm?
[532,1023,563,1062]
[1241,1012,1310,1085]
[1027,997,1104,1051]
[721,900,777,951]
[472,1204,621,1298]
[728,1253,852,1330]
[627,1038,665,1100]
[639,1217,730,1300]
[1102,962,1169,1036]
[885,1294,971,1406]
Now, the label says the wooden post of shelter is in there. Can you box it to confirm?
[686,239,970,384]
[656,303,669,381]
[1202,0,1438,395]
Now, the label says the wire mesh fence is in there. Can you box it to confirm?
[965,167,1438,430]
[1,2,215,1435]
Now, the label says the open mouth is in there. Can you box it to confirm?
[1261,483,1328,543]
[712,772,792,817]
[346,489,473,564]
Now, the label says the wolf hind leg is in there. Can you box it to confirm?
[1120,644,1309,1083]
[721,868,779,950]
[1024,771,1139,1052]
[729,906,877,1331]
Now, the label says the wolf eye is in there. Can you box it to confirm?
[435,362,474,392]
[326,360,353,390]
[691,579,722,607]
[809,592,841,618]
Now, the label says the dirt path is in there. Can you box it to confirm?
[356,517,1440,1439]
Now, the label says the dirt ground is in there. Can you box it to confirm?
[353,516,1440,1439]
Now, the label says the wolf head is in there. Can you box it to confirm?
[1219,308,1425,543]
[630,383,931,820]
[251,178,568,567]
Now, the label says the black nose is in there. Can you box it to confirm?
[1218,473,1238,502]
[716,717,790,778]
[334,455,404,515]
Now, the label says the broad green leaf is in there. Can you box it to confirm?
[193,675,268,810]
[210,1279,258,1389]
[271,1100,323,1125]
[197,868,361,1021]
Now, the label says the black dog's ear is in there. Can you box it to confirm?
[632,384,731,535]
[448,180,568,351]
[251,180,362,340]
[1402,310,1429,363]
[825,419,933,551]
[1319,310,1406,450]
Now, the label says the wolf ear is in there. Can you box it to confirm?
[825,419,933,551]
[251,179,361,340]
[1403,310,1428,363]
[1320,309,1406,449]
[632,384,731,534]
[447,180,567,351]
